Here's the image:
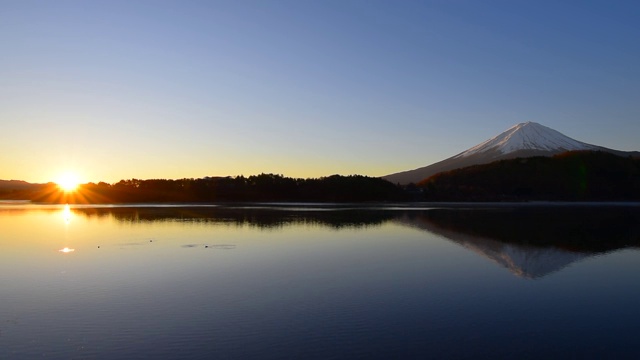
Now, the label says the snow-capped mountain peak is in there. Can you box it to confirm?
[454,121,598,158]
[383,121,637,185]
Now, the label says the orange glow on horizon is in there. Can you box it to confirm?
[34,182,113,204]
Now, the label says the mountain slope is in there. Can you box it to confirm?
[383,122,639,185]
[454,121,597,157]
[0,180,44,192]
[419,151,640,201]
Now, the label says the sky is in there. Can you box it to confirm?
[1,0,639,184]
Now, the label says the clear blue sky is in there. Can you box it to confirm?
[1,0,639,183]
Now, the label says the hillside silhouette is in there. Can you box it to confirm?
[2,174,406,204]
[2,151,639,203]
[419,151,640,201]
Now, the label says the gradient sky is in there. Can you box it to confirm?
[2,0,639,183]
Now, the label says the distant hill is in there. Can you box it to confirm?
[417,151,640,201]
[0,180,43,191]
[384,122,640,185]
[0,180,49,199]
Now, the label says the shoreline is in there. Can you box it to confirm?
[2,200,640,210]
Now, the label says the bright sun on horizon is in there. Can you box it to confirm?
[57,173,80,192]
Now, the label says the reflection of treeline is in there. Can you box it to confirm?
[77,206,640,252]
[24,174,407,203]
[402,207,640,252]
[73,206,398,229]
[419,151,640,201]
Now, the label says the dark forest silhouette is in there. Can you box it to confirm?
[1,151,639,203]
[2,174,407,204]
[419,151,640,201]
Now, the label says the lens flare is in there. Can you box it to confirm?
[57,173,80,192]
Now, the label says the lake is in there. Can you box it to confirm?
[1,203,640,359]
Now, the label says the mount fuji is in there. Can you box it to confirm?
[383,122,638,185]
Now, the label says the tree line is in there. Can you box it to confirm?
[418,151,640,201]
[13,174,408,204]
[3,151,639,203]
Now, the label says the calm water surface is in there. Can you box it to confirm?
[1,204,639,359]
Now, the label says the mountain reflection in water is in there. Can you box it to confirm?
[396,207,640,278]
[71,205,640,279]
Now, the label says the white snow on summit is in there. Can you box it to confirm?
[454,122,598,158]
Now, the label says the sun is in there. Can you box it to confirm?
[57,173,80,192]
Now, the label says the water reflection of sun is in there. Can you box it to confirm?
[63,204,72,224]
